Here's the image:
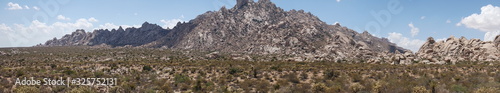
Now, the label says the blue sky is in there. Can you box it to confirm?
[1,0,499,52]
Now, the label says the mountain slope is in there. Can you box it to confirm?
[40,0,407,61]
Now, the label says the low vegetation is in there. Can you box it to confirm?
[1,46,499,92]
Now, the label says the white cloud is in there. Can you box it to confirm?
[408,22,419,37]
[387,32,425,52]
[88,17,98,22]
[0,17,99,47]
[446,20,451,23]
[336,0,341,2]
[458,4,500,32]
[0,24,12,31]
[420,16,425,20]
[457,4,500,41]
[484,31,500,41]
[32,6,39,10]
[6,2,39,11]
[134,13,138,16]
[57,15,71,21]
[7,2,23,10]
[160,19,184,29]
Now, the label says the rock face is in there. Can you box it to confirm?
[416,36,500,63]
[43,22,169,47]
[40,0,407,62]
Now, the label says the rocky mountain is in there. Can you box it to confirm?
[43,22,169,47]
[416,35,500,64]
[40,0,407,62]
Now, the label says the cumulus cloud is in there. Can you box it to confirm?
[0,17,99,47]
[0,24,12,31]
[57,15,71,21]
[336,0,341,2]
[484,31,500,41]
[387,32,425,52]
[408,22,419,37]
[160,19,184,29]
[7,2,22,10]
[88,17,98,22]
[457,4,500,41]
[457,4,500,32]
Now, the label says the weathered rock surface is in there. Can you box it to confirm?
[43,22,169,47]
[40,0,407,62]
[416,35,500,64]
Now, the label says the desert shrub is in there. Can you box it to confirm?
[412,86,431,93]
[327,84,344,93]
[192,80,203,92]
[450,84,467,93]
[349,83,365,93]
[324,70,340,80]
[312,83,328,92]
[473,87,499,93]
[270,65,282,72]
[178,83,190,91]
[283,73,300,84]
[50,64,57,68]
[228,67,242,75]
[14,86,39,93]
[300,72,308,80]
[110,63,118,70]
[93,71,105,78]
[240,79,255,92]
[174,74,191,84]
[121,82,136,91]
[142,65,153,72]
[291,83,311,93]
[16,70,25,77]
[68,86,97,93]
[255,80,270,93]
[372,81,387,93]
[62,70,75,75]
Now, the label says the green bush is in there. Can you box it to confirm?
[451,84,467,93]
[228,67,241,75]
[62,70,75,75]
[142,65,153,72]
[174,74,191,84]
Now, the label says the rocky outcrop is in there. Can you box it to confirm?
[40,0,407,62]
[43,22,169,47]
[416,35,500,64]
